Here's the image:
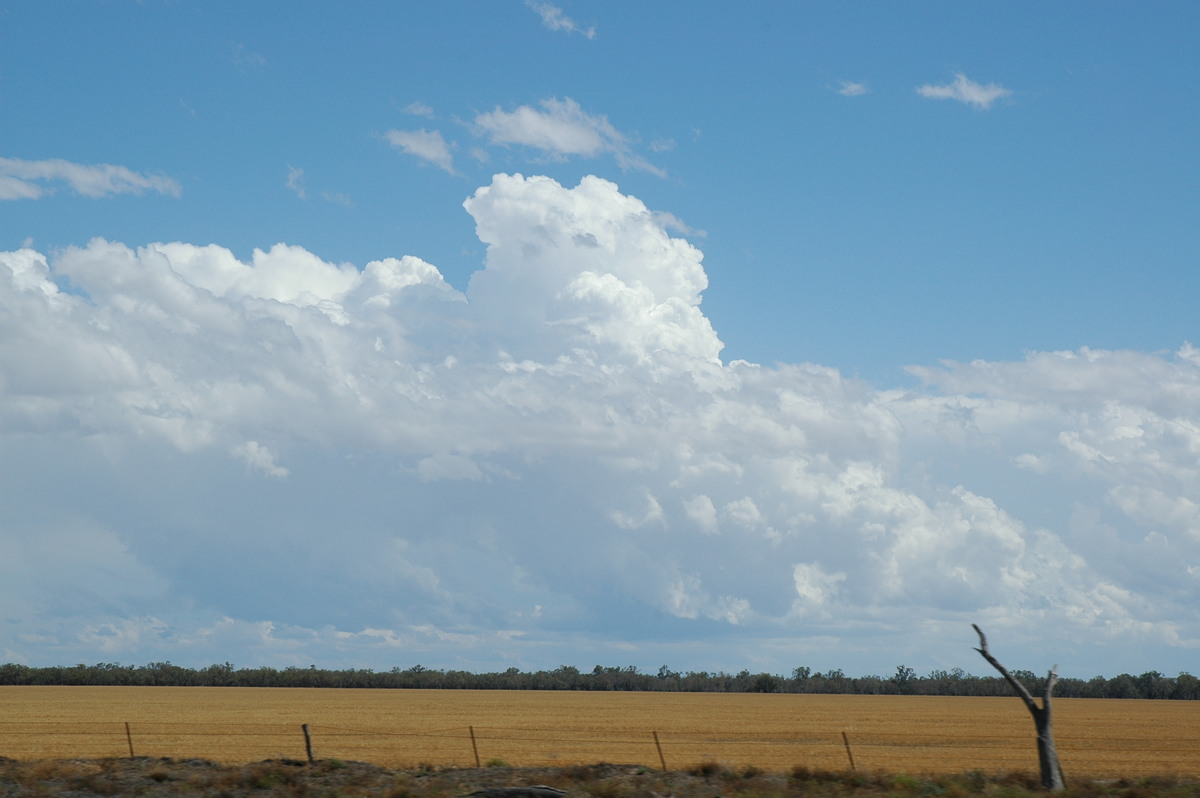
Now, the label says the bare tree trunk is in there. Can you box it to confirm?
[972,624,1065,790]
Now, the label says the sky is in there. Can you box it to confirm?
[1,1,1199,679]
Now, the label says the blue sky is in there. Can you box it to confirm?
[2,1,1199,678]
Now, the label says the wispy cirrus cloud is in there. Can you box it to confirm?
[836,80,869,97]
[285,165,308,200]
[403,101,434,117]
[917,72,1012,109]
[475,97,663,176]
[285,165,351,205]
[385,129,457,174]
[229,42,266,71]
[526,1,595,39]
[0,157,181,200]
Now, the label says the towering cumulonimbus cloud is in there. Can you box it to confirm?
[1,173,1198,672]
[464,174,721,367]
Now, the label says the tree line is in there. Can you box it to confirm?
[1,661,1197,699]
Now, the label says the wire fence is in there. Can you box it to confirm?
[2,721,1198,778]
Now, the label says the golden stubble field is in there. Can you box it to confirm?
[0,687,1197,778]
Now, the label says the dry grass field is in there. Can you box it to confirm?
[1,686,1197,779]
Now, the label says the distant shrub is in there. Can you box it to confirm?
[687,760,726,778]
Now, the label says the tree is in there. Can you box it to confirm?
[1173,672,1200,700]
[892,664,916,694]
[750,673,781,693]
[972,624,1064,790]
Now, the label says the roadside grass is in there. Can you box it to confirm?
[1,757,1198,798]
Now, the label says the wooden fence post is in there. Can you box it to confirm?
[125,722,134,758]
[652,730,667,771]
[841,731,856,772]
[302,724,314,763]
[469,725,481,767]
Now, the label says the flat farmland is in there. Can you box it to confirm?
[1,687,1197,778]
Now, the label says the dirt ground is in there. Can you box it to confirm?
[2,756,1197,798]
[0,758,762,798]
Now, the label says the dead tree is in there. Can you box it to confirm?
[972,624,1065,790]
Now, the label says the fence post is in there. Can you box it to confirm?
[125,722,134,758]
[302,724,314,763]
[652,730,667,771]
[469,725,481,767]
[841,731,856,772]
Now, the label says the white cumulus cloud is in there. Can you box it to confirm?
[1,174,1198,675]
[233,441,290,478]
[917,72,1012,109]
